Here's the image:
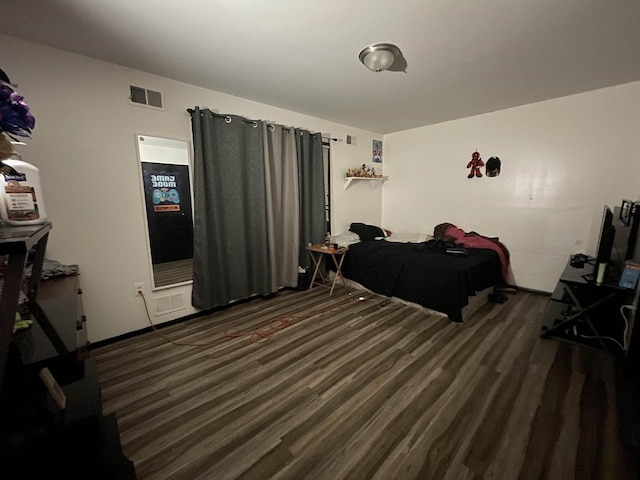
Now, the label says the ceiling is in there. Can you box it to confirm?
[3,0,640,134]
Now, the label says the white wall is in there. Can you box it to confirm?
[382,82,640,292]
[1,35,383,342]
[330,139,385,234]
[5,34,638,340]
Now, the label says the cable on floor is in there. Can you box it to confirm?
[574,303,630,352]
[138,288,392,347]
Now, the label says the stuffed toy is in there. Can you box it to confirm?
[467,150,484,178]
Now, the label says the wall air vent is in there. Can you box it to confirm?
[129,85,164,110]
[154,292,186,316]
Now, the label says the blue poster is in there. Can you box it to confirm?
[373,139,382,163]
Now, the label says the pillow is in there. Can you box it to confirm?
[349,222,386,241]
[331,231,361,247]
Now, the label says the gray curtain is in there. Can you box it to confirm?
[189,107,326,309]
[190,108,271,309]
[296,129,326,271]
[263,124,300,290]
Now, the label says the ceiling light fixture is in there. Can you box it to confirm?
[359,43,401,73]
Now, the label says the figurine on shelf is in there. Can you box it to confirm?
[347,164,387,179]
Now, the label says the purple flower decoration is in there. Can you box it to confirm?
[0,83,36,139]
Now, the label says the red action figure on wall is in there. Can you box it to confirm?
[467,150,484,178]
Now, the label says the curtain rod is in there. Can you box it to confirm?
[187,108,257,126]
[187,107,332,139]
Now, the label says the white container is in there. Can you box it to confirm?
[0,156,48,225]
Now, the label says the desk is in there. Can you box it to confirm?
[306,244,349,296]
[1,268,136,477]
[540,259,637,356]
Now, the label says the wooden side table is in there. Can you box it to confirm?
[305,244,349,296]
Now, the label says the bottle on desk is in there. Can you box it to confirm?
[596,262,607,285]
[324,232,331,247]
[0,155,48,226]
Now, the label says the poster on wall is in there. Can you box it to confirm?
[141,162,193,264]
[142,163,191,214]
[372,139,382,163]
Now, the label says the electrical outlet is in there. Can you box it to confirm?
[134,282,144,296]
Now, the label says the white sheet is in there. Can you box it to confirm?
[383,232,432,243]
[331,230,432,247]
[330,231,361,247]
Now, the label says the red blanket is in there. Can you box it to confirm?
[434,223,510,283]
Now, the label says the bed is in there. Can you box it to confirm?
[331,223,507,322]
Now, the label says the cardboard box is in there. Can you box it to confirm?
[618,261,640,289]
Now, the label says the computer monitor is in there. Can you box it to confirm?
[595,205,615,266]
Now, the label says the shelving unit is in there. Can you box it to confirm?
[0,222,52,394]
[344,176,388,190]
[0,222,135,478]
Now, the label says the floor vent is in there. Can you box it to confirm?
[129,85,164,110]
[154,292,186,316]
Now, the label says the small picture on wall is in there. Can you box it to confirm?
[372,139,382,163]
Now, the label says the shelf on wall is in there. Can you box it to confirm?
[344,176,388,190]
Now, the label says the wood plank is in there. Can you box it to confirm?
[92,288,638,480]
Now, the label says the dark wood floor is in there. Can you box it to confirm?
[93,286,639,480]
[152,258,192,287]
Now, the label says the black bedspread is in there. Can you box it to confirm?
[340,240,501,322]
